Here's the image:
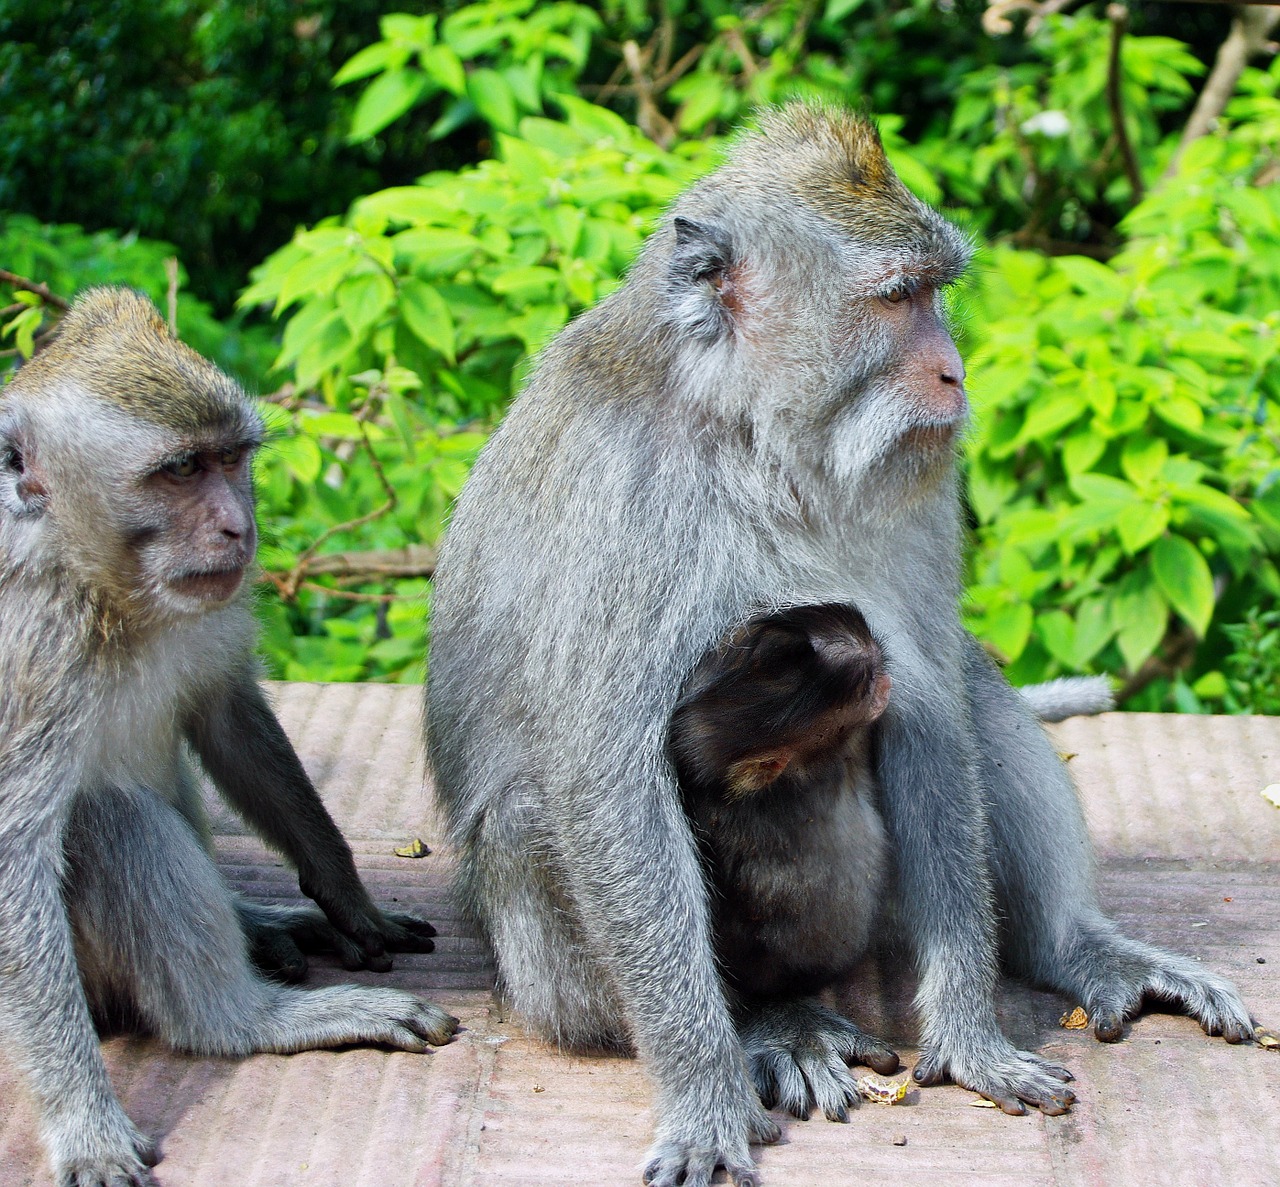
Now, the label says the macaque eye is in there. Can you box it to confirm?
[219,446,243,467]
[163,454,200,479]
[2,446,22,473]
[882,287,911,305]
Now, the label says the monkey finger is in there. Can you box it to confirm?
[911,1054,950,1087]
[990,1095,1029,1116]
[1035,1060,1074,1083]
[863,1045,901,1076]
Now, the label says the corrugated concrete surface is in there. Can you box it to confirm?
[1,687,1277,1187]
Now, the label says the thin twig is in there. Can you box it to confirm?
[163,257,180,334]
[277,421,398,600]
[1106,4,1144,202]
[0,270,69,311]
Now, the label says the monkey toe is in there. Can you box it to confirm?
[385,911,438,948]
[1093,1011,1125,1043]
[911,1055,949,1087]
[865,1046,901,1076]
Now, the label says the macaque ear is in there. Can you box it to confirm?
[667,216,739,341]
[726,749,792,797]
[0,426,49,518]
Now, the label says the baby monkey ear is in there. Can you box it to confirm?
[725,749,793,798]
[667,216,740,341]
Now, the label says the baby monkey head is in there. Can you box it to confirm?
[0,287,264,624]
[671,603,891,799]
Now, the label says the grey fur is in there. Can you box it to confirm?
[1019,675,1115,722]
[0,288,455,1187]
[426,105,1254,1186]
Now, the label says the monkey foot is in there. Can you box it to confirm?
[642,1093,778,1187]
[1064,927,1256,1046]
[739,998,900,1122]
[912,1042,1075,1116]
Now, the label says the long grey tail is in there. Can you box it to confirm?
[1019,676,1115,723]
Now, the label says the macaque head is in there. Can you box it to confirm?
[672,603,891,798]
[0,288,263,625]
[657,104,972,487]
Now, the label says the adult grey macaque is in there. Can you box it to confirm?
[427,105,1255,1187]
[0,288,456,1187]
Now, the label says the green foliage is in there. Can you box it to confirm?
[963,67,1280,703]
[0,215,274,386]
[0,0,451,310]
[241,100,716,680]
[334,2,602,141]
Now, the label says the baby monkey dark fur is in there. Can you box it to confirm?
[672,604,891,1007]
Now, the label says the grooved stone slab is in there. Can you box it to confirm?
[1,689,1277,1187]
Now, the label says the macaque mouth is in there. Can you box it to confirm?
[170,564,247,601]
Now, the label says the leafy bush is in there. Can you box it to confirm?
[963,62,1280,705]
[0,215,273,386]
[240,99,716,680]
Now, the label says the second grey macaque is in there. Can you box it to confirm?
[672,603,901,1121]
[0,289,456,1187]
[427,104,1256,1187]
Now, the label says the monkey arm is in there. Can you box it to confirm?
[0,799,157,1180]
[185,673,436,971]
[874,666,1076,1115]
[545,767,779,1182]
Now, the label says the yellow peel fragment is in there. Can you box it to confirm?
[394,838,431,858]
[855,1075,909,1104]
[1060,1006,1090,1029]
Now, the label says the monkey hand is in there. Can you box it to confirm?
[739,998,900,1122]
[912,1038,1075,1116]
[47,1105,158,1187]
[642,1082,780,1187]
[297,876,439,973]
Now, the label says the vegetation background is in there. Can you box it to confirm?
[3,0,1278,711]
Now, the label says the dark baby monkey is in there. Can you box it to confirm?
[671,603,892,1006]
[672,604,901,1121]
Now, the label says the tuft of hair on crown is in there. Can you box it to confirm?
[727,102,971,275]
[4,286,256,436]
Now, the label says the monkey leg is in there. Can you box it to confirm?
[737,998,899,1121]
[0,819,158,1187]
[964,637,1257,1047]
[464,795,628,1049]
[65,784,457,1059]
[876,666,1077,1116]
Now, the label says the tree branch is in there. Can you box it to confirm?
[0,270,69,311]
[1163,4,1280,182]
[1106,4,1144,203]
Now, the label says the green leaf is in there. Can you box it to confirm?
[1062,431,1105,478]
[1072,597,1114,666]
[1151,534,1214,637]
[399,278,456,363]
[421,44,466,95]
[1036,610,1076,667]
[1120,436,1168,489]
[1018,390,1087,444]
[1117,502,1169,554]
[1055,256,1128,302]
[982,600,1033,663]
[825,0,868,19]
[336,272,394,338]
[332,42,401,87]
[1112,576,1168,672]
[468,69,518,132]
[348,69,429,142]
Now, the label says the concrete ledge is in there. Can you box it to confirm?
[1,685,1277,1186]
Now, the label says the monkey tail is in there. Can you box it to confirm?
[1018,677,1115,723]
